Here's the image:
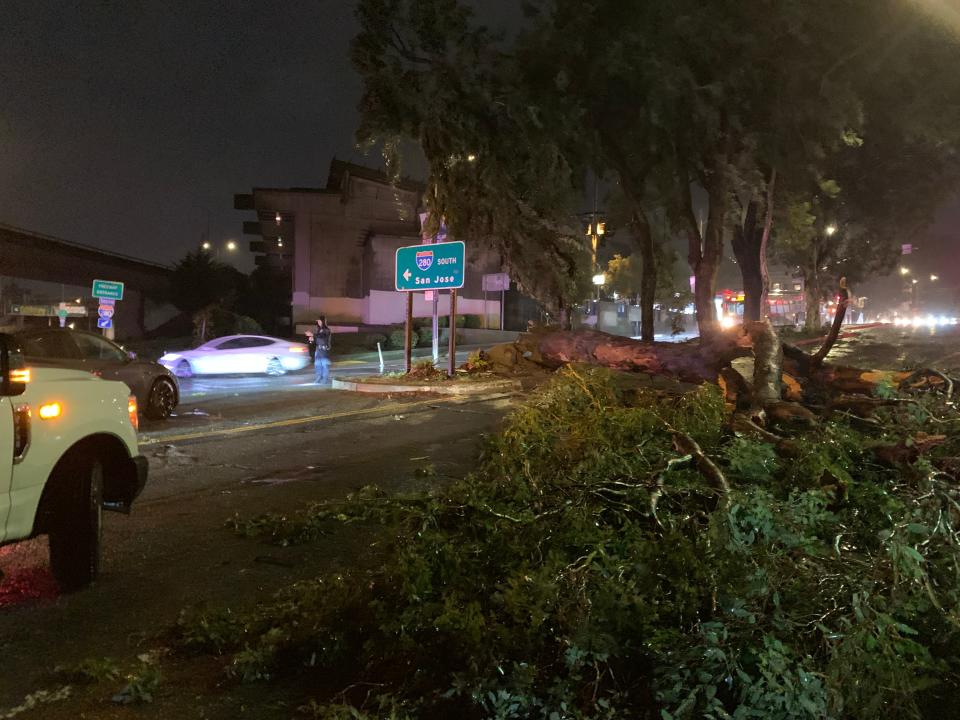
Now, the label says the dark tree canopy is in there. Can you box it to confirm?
[352,0,960,336]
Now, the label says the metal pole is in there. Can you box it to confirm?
[483,289,488,329]
[448,289,457,377]
[500,289,505,330]
[404,291,413,374]
[432,291,439,363]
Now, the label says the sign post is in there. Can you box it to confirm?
[396,240,465,375]
[432,291,439,362]
[448,289,458,377]
[404,292,413,374]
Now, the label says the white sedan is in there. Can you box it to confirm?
[159,335,311,377]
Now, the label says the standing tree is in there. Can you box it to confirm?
[169,251,244,341]
[352,0,592,325]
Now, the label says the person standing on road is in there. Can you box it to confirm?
[314,315,332,384]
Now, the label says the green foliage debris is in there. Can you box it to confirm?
[182,368,960,719]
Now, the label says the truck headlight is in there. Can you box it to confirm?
[38,402,62,420]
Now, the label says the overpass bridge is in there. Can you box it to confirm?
[0,224,174,337]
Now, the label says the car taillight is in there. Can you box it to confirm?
[13,404,30,462]
[289,346,308,353]
[128,395,139,431]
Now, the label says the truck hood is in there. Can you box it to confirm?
[29,366,102,384]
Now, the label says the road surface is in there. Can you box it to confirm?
[824,323,960,372]
[0,367,516,707]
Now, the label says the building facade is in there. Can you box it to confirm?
[235,160,504,332]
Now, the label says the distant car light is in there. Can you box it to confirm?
[128,396,139,430]
[38,402,62,420]
[720,315,737,330]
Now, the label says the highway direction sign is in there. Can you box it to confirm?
[395,241,465,292]
[92,279,124,301]
[482,272,510,292]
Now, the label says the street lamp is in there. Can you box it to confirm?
[201,240,238,260]
[930,274,939,282]
[900,267,911,276]
[825,224,837,236]
[592,272,606,302]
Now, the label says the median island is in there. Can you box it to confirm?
[332,350,528,395]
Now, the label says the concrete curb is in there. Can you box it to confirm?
[331,376,522,395]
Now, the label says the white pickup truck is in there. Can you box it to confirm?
[0,334,148,591]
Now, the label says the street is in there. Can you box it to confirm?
[0,364,516,706]
[824,323,960,372]
[0,325,958,710]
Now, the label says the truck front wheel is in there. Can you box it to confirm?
[48,454,104,592]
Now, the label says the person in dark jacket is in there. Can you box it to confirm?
[313,315,332,384]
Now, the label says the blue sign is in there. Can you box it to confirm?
[395,241,465,292]
[92,279,124,300]
[97,317,113,329]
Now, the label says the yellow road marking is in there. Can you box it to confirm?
[140,394,510,446]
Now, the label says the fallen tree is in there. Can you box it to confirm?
[171,365,960,720]
[499,299,952,437]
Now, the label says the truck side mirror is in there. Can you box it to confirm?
[0,334,28,397]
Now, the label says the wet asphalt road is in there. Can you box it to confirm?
[823,323,960,372]
[0,373,517,707]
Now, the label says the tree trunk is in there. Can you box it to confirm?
[731,201,763,323]
[635,212,657,342]
[811,278,849,365]
[683,169,728,339]
[731,172,777,324]
[517,327,742,383]
[803,267,821,332]
[758,170,776,320]
[558,299,572,330]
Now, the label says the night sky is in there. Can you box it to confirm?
[1,2,367,267]
[0,2,956,310]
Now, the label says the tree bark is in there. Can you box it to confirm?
[731,201,764,322]
[731,171,777,324]
[681,165,728,339]
[758,170,777,319]
[516,327,743,383]
[635,211,657,342]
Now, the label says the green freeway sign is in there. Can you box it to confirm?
[92,279,124,300]
[395,241,465,292]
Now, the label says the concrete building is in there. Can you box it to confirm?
[235,160,506,333]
